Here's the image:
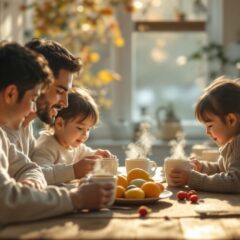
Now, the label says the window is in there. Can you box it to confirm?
[103,0,208,141]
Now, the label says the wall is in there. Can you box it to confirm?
[223,0,240,44]
[0,0,25,43]
[208,0,240,77]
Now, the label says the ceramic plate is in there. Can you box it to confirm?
[114,190,172,205]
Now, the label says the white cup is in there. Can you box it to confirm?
[164,158,192,186]
[125,158,158,177]
[96,157,118,175]
[89,174,117,206]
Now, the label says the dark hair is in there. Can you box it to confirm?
[0,41,53,101]
[25,39,82,78]
[195,76,240,123]
[56,88,99,126]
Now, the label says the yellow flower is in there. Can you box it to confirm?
[90,52,100,63]
[114,37,125,47]
[97,70,113,84]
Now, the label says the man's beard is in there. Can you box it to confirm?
[36,95,61,125]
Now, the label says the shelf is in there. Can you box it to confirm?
[134,21,206,32]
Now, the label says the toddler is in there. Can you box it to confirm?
[169,77,240,193]
[32,88,114,185]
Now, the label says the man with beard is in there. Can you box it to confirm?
[25,38,78,125]
[2,39,98,188]
[0,42,114,224]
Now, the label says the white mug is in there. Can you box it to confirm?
[89,174,117,206]
[95,157,118,175]
[164,158,192,186]
[125,158,158,177]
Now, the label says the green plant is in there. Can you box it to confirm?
[188,42,239,79]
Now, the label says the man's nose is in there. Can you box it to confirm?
[31,102,37,113]
[60,91,68,108]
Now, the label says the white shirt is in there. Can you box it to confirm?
[32,132,96,185]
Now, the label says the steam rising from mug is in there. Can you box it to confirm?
[125,123,155,159]
[169,132,186,159]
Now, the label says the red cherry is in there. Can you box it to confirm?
[176,191,187,200]
[190,194,198,203]
[187,190,197,200]
[138,206,151,217]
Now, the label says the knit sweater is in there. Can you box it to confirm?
[0,128,74,225]
[188,134,240,193]
[32,132,96,185]
[2,124,46,188]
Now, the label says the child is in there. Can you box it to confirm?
[169,77,240,193]
[32,88,115,185]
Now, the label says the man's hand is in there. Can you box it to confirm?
[70,182,114,210]
[169,169,190,187]
[73,155,98,179]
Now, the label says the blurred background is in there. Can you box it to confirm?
[1,0,240,164]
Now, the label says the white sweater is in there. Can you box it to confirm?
[2,124,46,188]
[0,128,74,225]
[188,134,240,193]
[32,132,96,185]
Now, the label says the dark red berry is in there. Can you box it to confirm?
[138,206,151,217]
[176,191,187,200]
[187,190,197,200]
[190,194,198,203]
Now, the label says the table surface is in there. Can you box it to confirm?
[1,168,240,239]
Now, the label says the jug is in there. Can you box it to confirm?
[155,103,182,141]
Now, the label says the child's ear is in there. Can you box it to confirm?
[54,117,65,130]
[4,85,18,104]
[226,113,238,127]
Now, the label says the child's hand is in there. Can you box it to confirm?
[190,156,203,172]
[19,179,44,190]
[169,168,190,187]
[95,149,116,158]
[73,155,98,179]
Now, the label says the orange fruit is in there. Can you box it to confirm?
[117,175,128,188]
[124,188,145,199]
[116,185,125,198]
[156,182,164,193]
[141,181,162,198]
[127,168,150,183]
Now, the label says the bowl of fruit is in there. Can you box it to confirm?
[114,168,172,205]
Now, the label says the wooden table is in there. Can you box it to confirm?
[1,188,240,239]
[1,172,240,239]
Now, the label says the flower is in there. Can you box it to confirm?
[21,0,136,108]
